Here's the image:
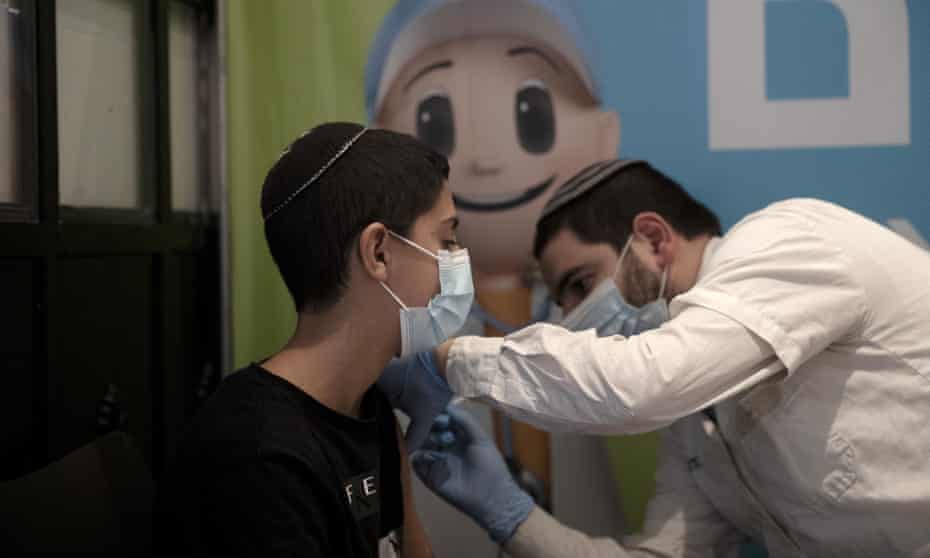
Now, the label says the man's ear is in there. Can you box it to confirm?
[598,109,620,159]
[631,212,675,268]
[358,222,390,283]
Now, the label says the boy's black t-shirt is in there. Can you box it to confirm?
[161,364,403,557]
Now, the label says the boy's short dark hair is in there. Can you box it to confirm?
[261,122,449,313]
[533,161,721,259]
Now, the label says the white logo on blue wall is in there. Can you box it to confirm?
[708,0,910,150]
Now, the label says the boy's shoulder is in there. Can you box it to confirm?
[177,365,398,470]
[176,365,328,469]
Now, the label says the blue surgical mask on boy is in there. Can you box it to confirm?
[560,236,669,337]
[380,231,475,357]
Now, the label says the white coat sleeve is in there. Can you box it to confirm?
[445,304,783,434]
[446,203,867,435]
[505,428,747,558]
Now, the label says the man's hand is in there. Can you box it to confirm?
[395,422,432,558]
[412,406,535,544]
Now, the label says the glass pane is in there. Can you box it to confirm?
[0,0,24,205]
[169,2,205,212]
[56,0,143,209]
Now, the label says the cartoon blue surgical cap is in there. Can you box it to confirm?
[364,0,600,122]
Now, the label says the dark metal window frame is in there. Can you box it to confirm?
[168,0,218,226]
[0,0,218,476]
[0,0,216,228]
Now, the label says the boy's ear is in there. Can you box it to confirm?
[359,223,390,282]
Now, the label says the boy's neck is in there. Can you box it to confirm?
[262,307,393,419]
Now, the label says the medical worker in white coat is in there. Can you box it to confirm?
[381,159,930,556]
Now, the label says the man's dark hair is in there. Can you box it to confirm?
[261,122,449,313]
[533,161,721,259]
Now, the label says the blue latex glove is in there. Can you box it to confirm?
[377,351,453,452]
[412,406,535,544]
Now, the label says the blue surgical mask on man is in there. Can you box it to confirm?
[380,231,475,357]
[560,235,669,336]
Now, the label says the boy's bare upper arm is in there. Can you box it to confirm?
[395,419,433,558]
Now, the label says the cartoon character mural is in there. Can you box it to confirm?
[366,0,618,280]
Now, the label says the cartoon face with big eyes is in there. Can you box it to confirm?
[374,32,618,280]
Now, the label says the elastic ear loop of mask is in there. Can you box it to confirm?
[262,127,368,221]
[615,235,669,300]
[380,281,408,310]
[379,230,442,310]
[614,235,634,279]
[387,230,440,261]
